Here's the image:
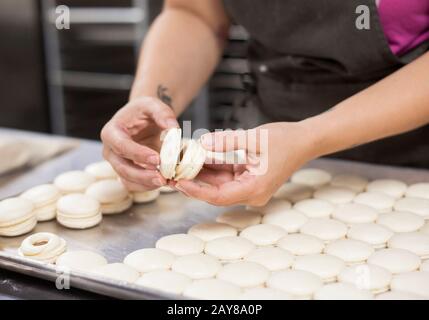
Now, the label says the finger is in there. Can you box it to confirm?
[128,97,179,129]
[176,177,255,206]
[101,123,160,166]
[104,148,165,188]
[200,128,265,153]
[119,177,158,192]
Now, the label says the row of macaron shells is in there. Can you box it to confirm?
[0,161,171,236]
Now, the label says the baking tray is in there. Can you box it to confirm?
[1,154,429,299]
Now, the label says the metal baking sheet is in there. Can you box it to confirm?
[1,135,429,299]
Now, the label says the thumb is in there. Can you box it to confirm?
[200,128,263,153]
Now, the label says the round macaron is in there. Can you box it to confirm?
[172,253,221,280]
[18,232,66,263]
[252,198,292,215]
[183,278,241,300]
[277,233,325,255]
[85,179,132,214]
[216,209,261,230]
[290,168,332,188]
[293,254,345,283]
[314,283,373,300]
[366,179,407,198]
[406,183,429,200]
[85,161,118,180]
[294,199,335,219]
[347,223,393,249]
[133,188,160,204]
[394,197,429,219]
[204,236,255,261]
[367,248,421,274]
[136,270,191,295]
[217,261,270,288]
[54,170,95,194]
[273,182,313,203]
[240,224,287,246]
[56,193,102,229]
[300,218,347,243]
[0,197,36,237]
[124,248,175,273]
[338,264,392,294]
[387,232,429,259]
[244,246,294,271]
[188,222,237,241]
[267,270,323,299]
[377,211,424,233]
[262,208,308,233]
[313,186,356,205]
[353,192,395,213]
[332,203,378,225]
[239,287,293,300]
[325,239,374,265]
[330,174,368,193]
[56,250,107,272]
[156,234,204,256]
[390,271,429,299]
[20,184,61,221]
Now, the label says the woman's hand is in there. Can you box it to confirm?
[173,122,316,206]
[101,97,179,191]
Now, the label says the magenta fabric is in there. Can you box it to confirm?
[377,0,429,56]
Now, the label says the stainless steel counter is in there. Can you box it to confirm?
[1,129,429,300]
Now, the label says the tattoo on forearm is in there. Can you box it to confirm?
[157,85,172,107]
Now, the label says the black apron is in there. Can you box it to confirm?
[223,0,429,169]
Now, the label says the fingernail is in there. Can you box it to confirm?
[152,178,163,187]
[147,155,159,165]
[201,134,213,147]
[166,118,178,128]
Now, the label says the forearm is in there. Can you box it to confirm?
[302,51,429,159]
[130,7,229,115]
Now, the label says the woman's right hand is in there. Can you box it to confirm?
[101,97,179,191]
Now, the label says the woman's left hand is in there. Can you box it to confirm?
[172,122,317,206]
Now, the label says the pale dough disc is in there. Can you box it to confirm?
[19,232,67,263]
[388,232,429,259]
[291,168,332,188]
[204,236,255,260]
[376,290,427,300]
[244,247,294,271]
[314,283,373,300]
[56,193,101,218]
[57,212,102,230]
[277,234,325,256]
[136,270,191,295]
[0,215,37,237]
[217,261,270,288]
[377,211,424,233]
[394,197,429,219]
[273,182,313,203]
[100,195,133,215]
[420,260,429,272]
[133,189,160,204]
[171,253,221,279]
[240,287,293,300]
[330,174,368,193]
[20,184,60,208]
[293,254,345,283]
[159,186,176,193]
[56,250,107,272]
[123,248,175,273]
[325,239,374,265]
[91,263,139,283]
[300,218,347,243]
[240,224,287,246]
[188,222,237,242]
[422,222,429,235]
[159,128,182,179]
[250,198,292,216]
[347,223,393,249]
[390,271,429,299]
[406,183,429,200]
[332,203,378,224]
[0,197,34,227]
[294,199,334,218]
[183,278,241,300]
[353,192,395,213]
[367,248,421,274]
[155,234,204,256]
[85,179,129,205]
[267,270,323,299]
[366,179,407,198]
[338,264,392,294]
[216,209,261,230]
[33,203,57,222]
[54,170,95,194]
[85,161,118,180]
[313,186,356,205]
[262,208,308,233]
